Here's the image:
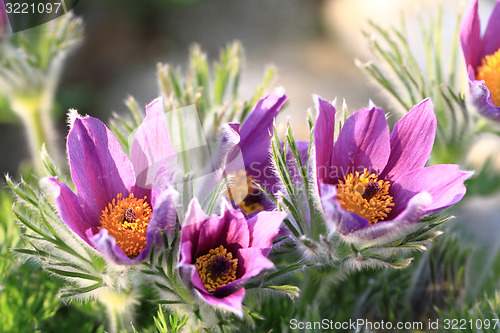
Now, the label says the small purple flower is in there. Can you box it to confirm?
[225,91,288,216]
[313,96,470,244]
[47,98,178,265]
[178,199,286,315]
[460,0,500,121]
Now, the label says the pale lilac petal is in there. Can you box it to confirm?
[178,241,194,269]
[182,198,209,228]
[390,165,472,216]
[247,211,287,251]
[331,107,390,181]
[85,229,140,265]
[216,123,241,173]
[68,116,135,218]
[381,99,436,180]
[131,98,177,190]
[469,79,500,121]
[313,95,336,185]
[460,0,481,70]
[320,183,370,234]
[481,0,500,59]
[144,188,179,249]
[46,177,96,244]
[343,192,432,244]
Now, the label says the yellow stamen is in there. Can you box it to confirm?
[337,169,394,224]
[195,245,238,293]
[477,47,500,107]
[99,193,152,258]
[227,170,264,215]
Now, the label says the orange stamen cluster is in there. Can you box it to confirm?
[195,245,238,293]
[337,169,394,224]
[99,193,152,258]
[477,48,500,107]
[227,170,264,215]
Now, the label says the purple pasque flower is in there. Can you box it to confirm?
[314,96,470,244]
[47,98,178,265]
[225,91,288,217]
[178,198,286,316]
[460,0,500,121]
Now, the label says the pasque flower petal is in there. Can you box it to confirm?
[237,91,287,191]
[247,211,286,253]
[198,287,246,317]
[238,91,287,167]
[470,76,500,121]
[343,191,432,244]
[67,115,136,221]
[481,0,500,59]
[46,177,97,244]
[460,0,481,70]
[389,164,471,217]
[330,106,390,181]
[86,228,135,265]
[320,183,370,235]
[131,98,177,191]
[313,95,336,185]
[381,99,436,181]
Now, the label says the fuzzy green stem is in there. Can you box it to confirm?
[99,288,138,333]
[11,94,47,175]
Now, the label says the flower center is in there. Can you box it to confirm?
[336,169,394,224]
[227,170,264,215]
[195,245,238,293]
[99,193,152,258]
[477,47,500,107]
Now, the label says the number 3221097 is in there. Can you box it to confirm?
[5,2,62,14]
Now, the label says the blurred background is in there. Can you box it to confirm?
[4,0,493,176]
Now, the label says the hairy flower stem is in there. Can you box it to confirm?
[11,95,47,175]
[99,288,139,333]
[10,85,62,175]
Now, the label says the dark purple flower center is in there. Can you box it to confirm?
[362,181,381,200]
[195,245,238,293]
[209,256,232,277]
[124,207,136,223]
